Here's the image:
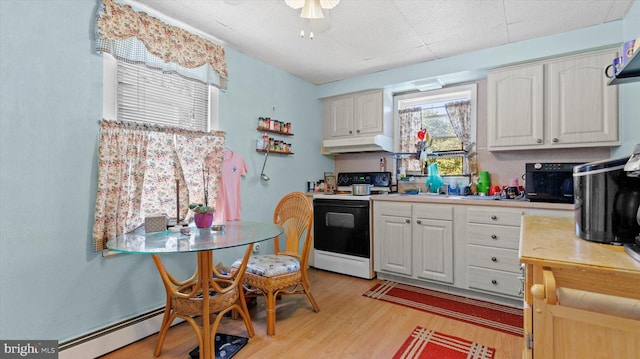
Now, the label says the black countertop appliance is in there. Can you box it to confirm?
[574,156,640,245]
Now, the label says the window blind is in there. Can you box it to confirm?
[117,61,209,131]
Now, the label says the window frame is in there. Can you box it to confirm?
[393,83,477,175]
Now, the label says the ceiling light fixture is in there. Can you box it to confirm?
[285,0,340,39]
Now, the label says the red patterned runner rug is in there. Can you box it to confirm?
[393,326,495,359]
[364,280,523,336]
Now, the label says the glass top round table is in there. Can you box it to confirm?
[105,221,283,359]
[106,221,283,254]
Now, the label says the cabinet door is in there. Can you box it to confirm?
[411,202,454,283]
[329,96,354,138]
[373,203,412,276]
[547,50,619,146]
[354,91,383,135]
[487,64,545,148]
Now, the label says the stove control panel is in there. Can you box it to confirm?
[336,172,392,187]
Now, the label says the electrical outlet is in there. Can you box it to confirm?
[253,243,260,253]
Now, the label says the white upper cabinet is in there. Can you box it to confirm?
[547,50,619,146]
[323,89,392,139]
[487,48,619,151]
[487,63,545,148]
[353,91,384,136]
[328,96,354,138]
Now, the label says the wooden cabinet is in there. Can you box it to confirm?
[324,90,390,139]
[373,201,453,284]
[466,207,524,298]
[521,215,640,359]
[488,48,619,151]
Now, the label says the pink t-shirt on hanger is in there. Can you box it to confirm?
[214,150,247,222]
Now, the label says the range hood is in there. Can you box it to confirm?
[323,135,393,154]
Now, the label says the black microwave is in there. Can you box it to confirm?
[524,162,583,203]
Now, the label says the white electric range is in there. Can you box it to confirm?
[311,172,392,279]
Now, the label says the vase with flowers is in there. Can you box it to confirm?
[190,166,215,228]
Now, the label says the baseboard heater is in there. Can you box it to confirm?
[59,307,183,359]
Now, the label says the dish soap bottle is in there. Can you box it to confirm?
[425,163,444,193]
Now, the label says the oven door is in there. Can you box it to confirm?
[313,199,370,258]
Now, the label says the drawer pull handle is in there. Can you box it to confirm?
[491,234,497,239]
[491,257,497,262]
[405,219,410,223]
[491,279,498,285]
[491,215,497,220]
[417,219,422,224]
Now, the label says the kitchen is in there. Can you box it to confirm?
[2,1,640,359]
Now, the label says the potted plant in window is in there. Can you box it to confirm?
[190,167,215,229]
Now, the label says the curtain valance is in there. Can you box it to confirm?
[96,0,227,89]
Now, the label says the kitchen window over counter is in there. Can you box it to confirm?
[394,84,477,176]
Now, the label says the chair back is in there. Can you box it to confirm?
[272,192,313,267]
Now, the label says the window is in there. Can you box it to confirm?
[94,0,227,252]
[394,84,477,176]
[96,55,224,252]
[103,54,219,130]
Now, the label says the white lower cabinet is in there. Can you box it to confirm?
[466,207,524,298]
[373,199,574,303]
[374,201,453,284]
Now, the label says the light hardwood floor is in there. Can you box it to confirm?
[99,268,522,358]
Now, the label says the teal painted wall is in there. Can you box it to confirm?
[1,0,638,344]
[0,0,330,342]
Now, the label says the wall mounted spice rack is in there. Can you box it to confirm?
[256,117,294,155]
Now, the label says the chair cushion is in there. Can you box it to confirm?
[232,255,300,277]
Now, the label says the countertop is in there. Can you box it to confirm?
[370,193,575,211]
[519,215,640,273]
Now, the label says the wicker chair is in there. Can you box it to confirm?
[232,192,320,336]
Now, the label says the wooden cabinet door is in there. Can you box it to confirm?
[329,96,354,138]
[373,203,412,276]
[487,63,545,149]
[546,49,619,146]
[354,91,383,135]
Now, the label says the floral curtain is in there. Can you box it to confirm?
[93,120,225,251]
[445,100,477,175]
[96,0,227,89]
[399,107,423,172]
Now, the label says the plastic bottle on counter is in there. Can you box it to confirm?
[448,179,459,195]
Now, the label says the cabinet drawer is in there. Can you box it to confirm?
[468,267,523,298]
[467,223,520,249]
[467,207,522,226]
[467,245,520,272]
[414,204,453,221]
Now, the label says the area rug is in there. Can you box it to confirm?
[188,333,248,359]
[363,280,523,336]
[393,326,495,359]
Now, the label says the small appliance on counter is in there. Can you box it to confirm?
[574,147,640,246]
[525,162,582,203]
